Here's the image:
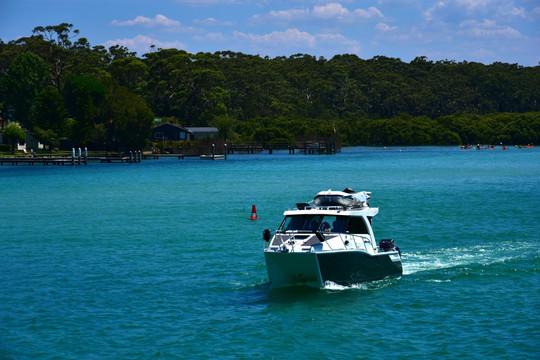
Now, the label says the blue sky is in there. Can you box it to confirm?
[2,0,539,65]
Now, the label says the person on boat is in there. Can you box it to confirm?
[320,222,331,232]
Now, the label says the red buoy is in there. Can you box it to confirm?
[250,205,258,220]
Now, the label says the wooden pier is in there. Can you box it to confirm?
[228,141,338,155]
[142,141,338,161]
[142,153,188,160]
[0,150,143,166]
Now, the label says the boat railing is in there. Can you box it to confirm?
[292,205,364,211]
[291,205,344,211]
[264,231,374,253]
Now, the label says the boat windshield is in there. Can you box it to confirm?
[279,215,350,233]
[280,215,322,232]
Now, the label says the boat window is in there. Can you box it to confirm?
[280,215,323,232]
[329,216,348,233]
[310,215,346,233]
[347,217,369,234]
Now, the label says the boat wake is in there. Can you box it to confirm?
[323,281,369,291]
[322,277,401,291]
[402,240,538,277]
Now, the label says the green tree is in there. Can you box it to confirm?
[3,52,49,128]
[102,77,154,150]
[31,23,80,91]
[2,123,26,153]
[108,57,149,94]
[32,85,67,148]
[63,75,106,146]
[108,45,136,60]
[209,114,235,142]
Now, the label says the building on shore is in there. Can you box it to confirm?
[150,122,218,142]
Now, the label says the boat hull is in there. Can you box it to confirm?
[264,250,402,287]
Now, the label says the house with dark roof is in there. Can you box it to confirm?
[150,123,218,142]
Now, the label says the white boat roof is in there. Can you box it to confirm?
[316,189,370,198]
[284,207,379,217]
[287,189,377,216]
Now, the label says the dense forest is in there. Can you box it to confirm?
[1,23,539,151]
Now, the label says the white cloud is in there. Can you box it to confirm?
[424,0,528,22]
[312,3,350,19]
[313,4,383,21]
[110,14,199,33]
[228,28,362,55]
[193,17,236,26]
[456,0,492,12]
[234,28,317,48]
[374,24,434,44]
[111,14,181,28]
[375,22,398,31]
[423,2,444,21]
[252,3,383,24]
[192,27,362,56]
[103,35,186,55]
[498,3,526,18]
[261,8,309,23]
[459,19,522,38]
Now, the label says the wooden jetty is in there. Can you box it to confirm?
[228,141,338,155]
[142,141,338,161]
[0,150,143,166]
[145,143,227,161]
[0,156,88,166]
[142,153,188,160]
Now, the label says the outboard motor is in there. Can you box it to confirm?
[379,239,401,256]
[379,238,396,252]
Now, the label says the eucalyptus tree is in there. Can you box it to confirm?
[177,52,230,127]
[143,48,191,118]
[326,55,367,118]
[31,23,80,91]
[108,56,149,95]
[108,45,136,60]
[215,51,265,121]
[70,38,111,79]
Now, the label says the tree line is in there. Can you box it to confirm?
[1,23,539,151]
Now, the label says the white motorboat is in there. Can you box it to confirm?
[263,189,402,287]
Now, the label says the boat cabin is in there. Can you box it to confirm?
[279,214,371,234]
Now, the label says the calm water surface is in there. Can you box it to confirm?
[1,147,538,359]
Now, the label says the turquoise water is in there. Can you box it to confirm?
[1,147,538,359]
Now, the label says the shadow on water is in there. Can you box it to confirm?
[236,276,402,306]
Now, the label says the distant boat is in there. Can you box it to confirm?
[200,154,225,160]
[263,189,402,287]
